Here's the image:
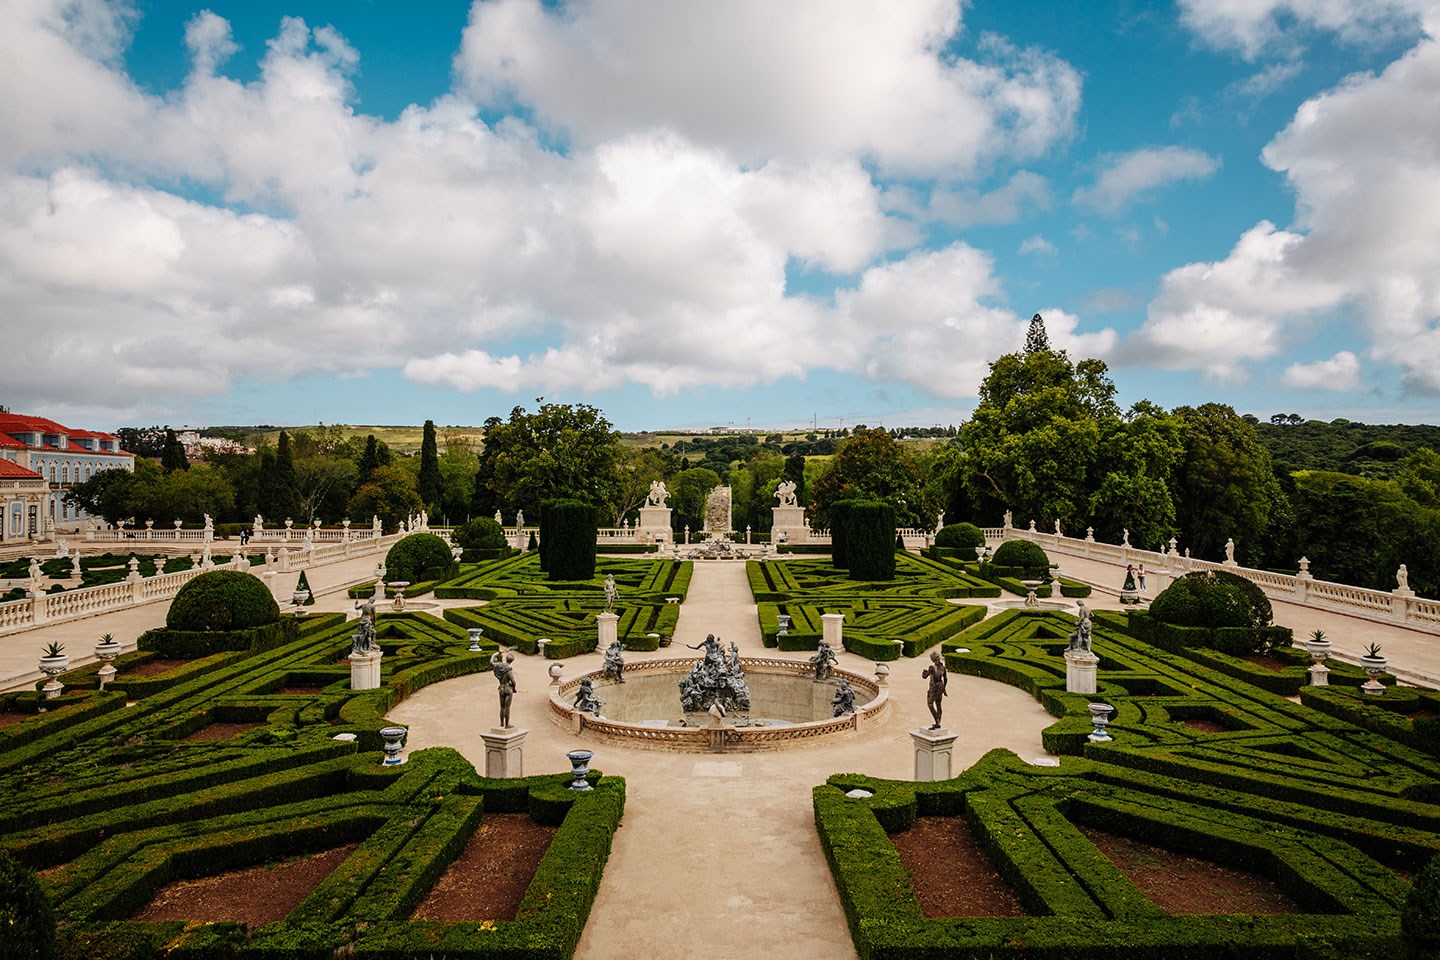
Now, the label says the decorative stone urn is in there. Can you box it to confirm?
[1359,647,1388,696]
[1087,702,1114,742]
[566,749,595,791]
[467,628,484,652]
[1302,631,1332,686]
[379,726,408,765]
[37,645,69,701]
[94,634,123,690]
[548,662,565,686]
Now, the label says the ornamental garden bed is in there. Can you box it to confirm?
[410,813,557,922]
[891,816,1029,918]
[132,843,360,923]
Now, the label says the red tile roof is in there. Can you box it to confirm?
[0,459,43,479]
[0,434,25,449]
[0,413,134,456]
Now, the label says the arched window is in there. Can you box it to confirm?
[85,463,93,480]
[49,461,57,482]
[62,463,69,484]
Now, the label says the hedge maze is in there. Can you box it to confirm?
[748,554,999,659]
[817,608,1438,958]
[438,554,693,657]
[1,611,625,958]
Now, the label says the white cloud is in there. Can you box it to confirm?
[1178,0,1430,59]
[454,0,1081,177]
[1281,351,1363,390]
[928,171,1051,226]
[1018,235,1056,255]
[1231,61,1304,99]
[1074,146,1221,214]
[1134,25,1440,391]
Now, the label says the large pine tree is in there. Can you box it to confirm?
[161,428,189,471]
[418,419,442,514]
[357,435,382,483]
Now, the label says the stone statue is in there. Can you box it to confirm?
[1122,528,1131,546]
[28,557,41,583]
[515,510,524,529]
[1224,538,1236,563]
[679,633,751,714]
[574,678,605,718]
[54,537,68,558]
[602,640,626,683]
[646,479,669,507]
[1054,519,1062,536]
[491,650,517,726]
[603,574,618,613]
[1003,509,1013,529]
[1067,601,1093,653]
[254,514,264,529]
[351,596,378,654]
[922,650,947,730]
[936,509,945,530]
[1397,564,1410,592]
[831,678,857,717]
[203,513,213,530]
[809,640,838,681]
[775,480,798,507]
[494,509,503,525]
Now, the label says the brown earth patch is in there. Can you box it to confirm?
[891,816,1029,918]
[281,686,327,695]
[1078,825,1304,914]
[1241,655,1288,673]
[133,843,358,923]
[183,721,264,742]
[1181,718,1228,734]
[411,814,556,922]
[0,711,33,728]
[126,658,190,678]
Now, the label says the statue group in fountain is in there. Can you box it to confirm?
[602,640,626,683]
[679,634,751,715]
[809,640,838,680]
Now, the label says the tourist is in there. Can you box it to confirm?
[1137,563,1146,591]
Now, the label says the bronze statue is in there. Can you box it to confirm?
[491,650,517,727]
[923,650,947,730]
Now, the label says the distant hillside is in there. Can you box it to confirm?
[1256,419,1440,478]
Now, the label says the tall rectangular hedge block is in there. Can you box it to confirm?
[845,501,896,581]
[540,499,598,581]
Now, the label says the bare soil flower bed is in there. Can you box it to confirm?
[132,844,359,923]
[891,816,1030,917]
[1241,654,1289,673]
[1077,825,1304,914]
[125,658,191,678]
[0,709,34,729]
[281,685,327,695]
[1181,718,1229,734]
[410,813,557,922]
[183,721,265,742]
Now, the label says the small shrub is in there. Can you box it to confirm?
[934,522,985,556]
[294,570,316,605]
[166,571,279,632]
[384,533,455,584]
[452,517,507,553]
[991,539,1049,574]
[0,849,57,960]
[1149,569,1272,629]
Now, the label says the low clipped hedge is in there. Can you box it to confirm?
[138,618,299,659]
[1127,609,1292,657]
[0,849,56,960]
[165,571,278,632]
[384,533,457,584]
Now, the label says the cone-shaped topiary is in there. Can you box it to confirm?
[384,533,456,583]
[847,501,896,581]
[541,499,598,581]
[1149,569,1272,629]
[295,569,316,605]
[0,850,56,960]
[166,571,279,632]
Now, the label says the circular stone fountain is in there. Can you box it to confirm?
[548,657,888,751]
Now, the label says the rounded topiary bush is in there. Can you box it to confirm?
[166,571,279,632]
[991,539,1050,573]
[453,517,507,552]
[1404,854,1440,949]
[934,522,985,555]
[1148,569,1272,628]
[0,850,57,960]
[385,533,455,583]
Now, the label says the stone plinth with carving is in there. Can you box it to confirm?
[1064,648,1099,694]
[638,506,672,541]
[771,505,808,545]
[349,649,382,690]
[480,727,526,778]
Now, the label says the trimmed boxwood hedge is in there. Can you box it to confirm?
[933,522,984,556]
[1149,569,1273,629]
[541,499,599,581]
[990,539,1050,574]
[138,618,299,659]
[829,499,856,569]
[384,533,457,584]
[165,571,279,632]
[0,849,56,960]
[846,501,896,581]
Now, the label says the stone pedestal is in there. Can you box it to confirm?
[349,649,382,690]
[597,612,619,649]
[912,728,958,782]
[1307,662,1330,686]
[822,613,844,648]
[480,727,527,778]
[1064,648,1099,694]
[771,505,808,545]
[372,579,385,600]
[638,506,672,541]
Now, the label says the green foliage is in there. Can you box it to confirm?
[470,403,623,520]
[668,466,721,534]
[829,499,855,569]
[166,571,279,631]
[384,533,456,584]
[451,516,507,559]
[541,499,598,581]
[1171,403,1281,564]
[933,522,984,554]
[1405,855,1440,947]
[1290,469,1439,596]
[808,429,935,530]
[845,501,896,581]
[294,569,315,605]
[990,539,1050,573]
[269,430,300,522]
[348,465,423,533]
[417,419,441,513]
[159,428,188,472]
[1148,569,1273,629]
[0,849,56,960]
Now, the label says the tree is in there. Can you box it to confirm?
[270,430,300,522]
[1170,404,1282,564]
[472,403,623,518]
[611,447,670,526]
[669,467,722,533]
[355,434,391,484]
[782,454,807,503]
[808,430,934,530]
[160,428,188,472]
[294,455,358,524]
[347,466,423,532]
[1024,312,1051,353]
[418,419,442,514]
[437,440,480,524]
[65,466,139,525]
[1085,401,1185,549]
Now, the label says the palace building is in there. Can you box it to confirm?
[0,413,133,543]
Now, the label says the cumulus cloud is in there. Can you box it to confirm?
[1018,235,1057,255]
[1281,351,1363,390]
[1073,146,1221,214]
[1178,0,1431,59]
[1133,25,1440,391]
[454,0,1082,176]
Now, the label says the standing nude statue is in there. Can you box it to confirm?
[922,650,948,730]
[491,650,517,727]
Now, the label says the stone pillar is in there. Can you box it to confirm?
[771,505,808,545]
[597,611,619,649]
[822,612,844,648]
[349,649,382,690]
[912,728,958,782]
[1064,648,1099,694]
[480,727,527,778]
[638,506,672,542]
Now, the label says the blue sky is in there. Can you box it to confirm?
[3,0,1438,432]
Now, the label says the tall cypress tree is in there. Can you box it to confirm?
[783,454,807,503]
[271,430,300,521]
[418,419,442,514]
[161,428,189,471]
[357,435,381,484]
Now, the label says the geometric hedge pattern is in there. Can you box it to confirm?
[818,608,1438,958]
[1,611,624,958]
